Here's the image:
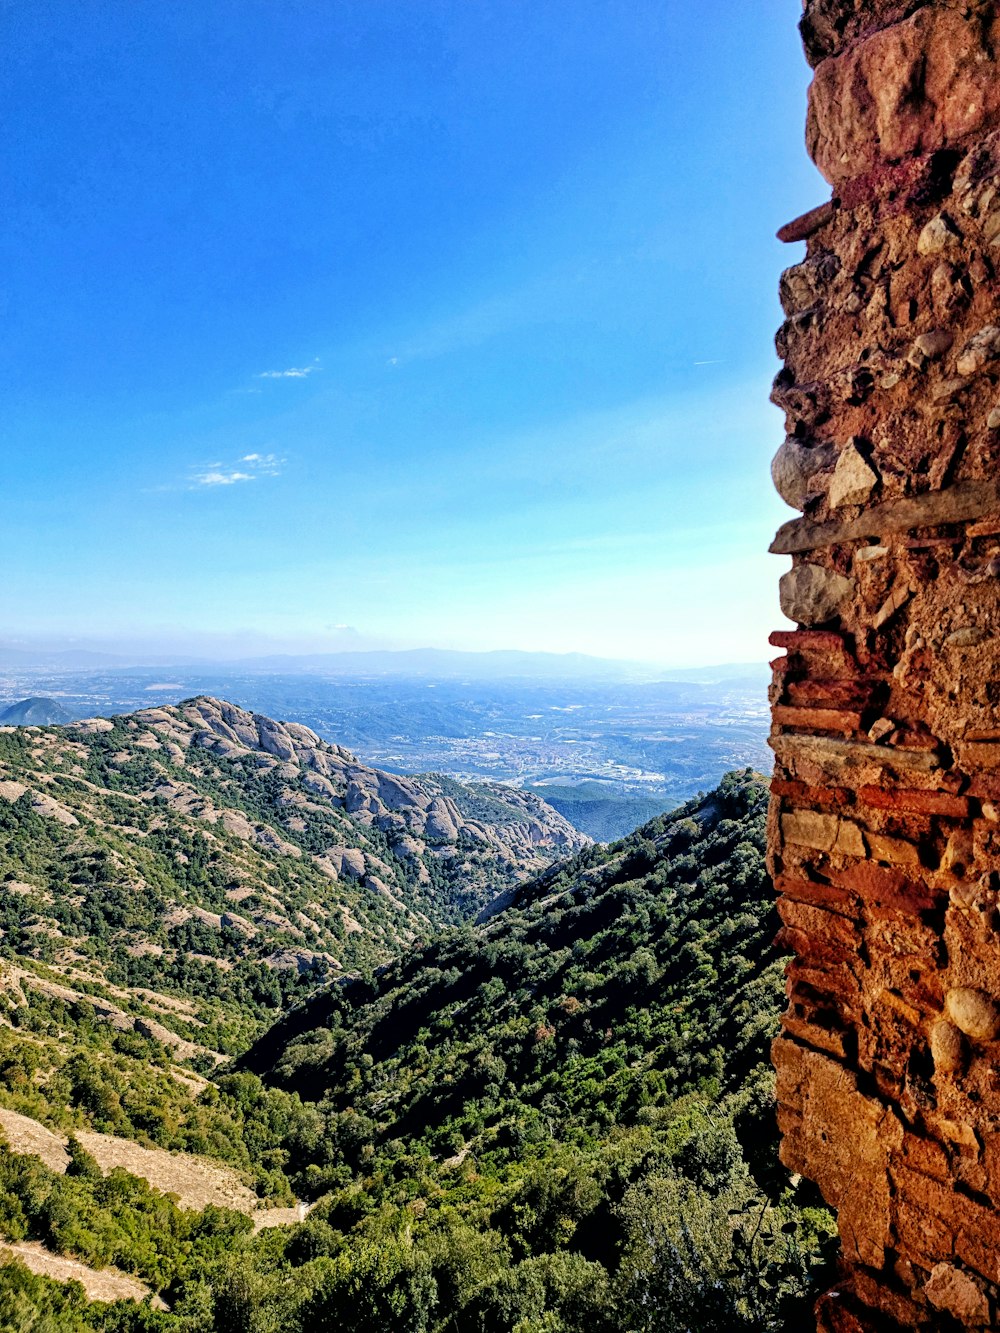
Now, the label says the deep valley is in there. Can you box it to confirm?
[0,701,832,1331]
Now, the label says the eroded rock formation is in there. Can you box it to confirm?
[768,2,1000,1328]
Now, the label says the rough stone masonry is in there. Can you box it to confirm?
[767,1,1000,1328]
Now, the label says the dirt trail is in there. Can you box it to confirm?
[253,1202,312,1232]
[0,1241,166,1307]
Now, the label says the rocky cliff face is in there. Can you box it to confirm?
[769,2,1000,1328]
[157,697,588,878]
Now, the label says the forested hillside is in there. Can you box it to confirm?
[0,768,835,1331]
[0,699,73,727]
[0,697,584,1058]
[526,781,672,842]
[0,699,588,1281]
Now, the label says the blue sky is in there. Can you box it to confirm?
[3,1,821,665]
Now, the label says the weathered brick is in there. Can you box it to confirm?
[770,733,943,789]
[769,629,854,653]
[788,959,863,1007]
[786,677,881,708]
[955,1228,1000,1288]
[824,861,942,912]
[967,774,1000,802]
[878,989,923,1029]
[771,777,853,807]
[976,1132,1000,1210]
[776,199,835,243]
[773,704,864,733]
[857,787,970,820]
[902,1131,951,1182]
[774,923,812,957]
[891,1168,958,1269]
[782,809,867,856]
[865,831,923,869]
[959,742,1000,771]
[779,896,860,947]
[781,1011,852,1059]
[850,1267,937,1330]
[774,871,855,915]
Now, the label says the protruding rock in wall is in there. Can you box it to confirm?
[768,2,1000,1328]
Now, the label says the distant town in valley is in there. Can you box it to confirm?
[0,651,771,840]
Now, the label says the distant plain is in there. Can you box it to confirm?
[0,657,771,840]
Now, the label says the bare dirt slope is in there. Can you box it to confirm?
[0,1105,296,1225]
[0,1241,165,1307]
[0,1107,68,1172]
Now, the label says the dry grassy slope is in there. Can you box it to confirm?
[0,696,586,1063]
[0,1242,164,1308]
[0,1106,299,1224]
[0,1101,307,1309]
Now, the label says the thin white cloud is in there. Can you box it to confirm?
[258,358,320,379]
[193,469,254,487]
[240,451,284,474]
[189,452,286,488]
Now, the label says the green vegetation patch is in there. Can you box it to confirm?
[0,770,836,1330]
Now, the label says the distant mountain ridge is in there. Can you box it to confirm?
[232,648,662,679]
[0,639,768,683]
[0,697,73,726]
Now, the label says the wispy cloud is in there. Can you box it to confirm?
[258,358,320,379]
[239,452,283,475]
[194,469,254,486]
[190,452,285,488]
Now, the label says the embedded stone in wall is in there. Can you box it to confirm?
[772,437,832,510]
[828,441,878,509]
[779,564,856,625]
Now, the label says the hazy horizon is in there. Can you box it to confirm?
[0,629,772,674]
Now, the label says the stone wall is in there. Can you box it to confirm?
[768,2,1000,1328]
